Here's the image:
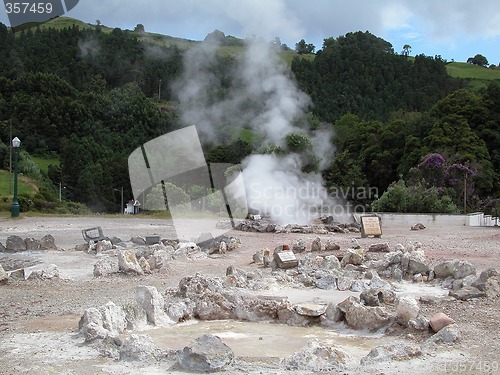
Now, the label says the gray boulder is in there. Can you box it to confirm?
[361,344,422,365]
[311,237,323,252]
[136,285,172,326]
[360,288,396,306]
[40,234,58,250]
[6,235,26,252]
[292,239,307,253]
[315,275,338,290]
[350,279,370,292]
[119,334,163,362]
[407,251,431,275]
[426,324,461,345]
[338,296,394,331]
[149,248,171,270]
[337,277,353,291]
[80,308,108,342]
[95,240,113,254]
[368,270,393,290]
[122,301,148,331]
[408,315,430,331]
[25,238,41,251]
[449,286,487,300]
[99,301,128,336]
[341,248,364,267]
[472,268,500,297]
[368,243,390,253]
[93,256,119,277]
[130,236,146,246]
[321,255,341,270]
[294,303,328,317]
[28,264,60,280]
[176,334,234,372]
[164,299,195,323]
[434,259,476,279]
[79,302,127,342]
[325,239,340,251]
[282,339,348,372]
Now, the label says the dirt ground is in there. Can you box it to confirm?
[0,215,499,374]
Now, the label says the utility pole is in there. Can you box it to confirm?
[9,119,12,195]
[464,174,467,215]
[114,187,124,214]
[158,79,162,102]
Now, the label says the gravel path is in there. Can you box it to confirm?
[0,215,498,374]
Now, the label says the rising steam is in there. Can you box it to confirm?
[172,39,346,224]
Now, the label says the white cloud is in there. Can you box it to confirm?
[2,0,498,61]
[380,3,413,30]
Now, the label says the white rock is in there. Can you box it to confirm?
[282,339,348,372]
[118,250,144,275]
[396,297,419,324]
[120,334,163,362]
[0,264,8,283]
[94,257,119,277]
[177,334,234,372]
[136,285,172,326]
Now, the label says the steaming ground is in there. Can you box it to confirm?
[0,215,499,374]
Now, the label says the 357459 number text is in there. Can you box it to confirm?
[5,2,53,14]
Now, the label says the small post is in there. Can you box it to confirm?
[115,187,124,213]
[11,137,21,218]
[464,174,467,215]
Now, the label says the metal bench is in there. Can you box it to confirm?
[82,227,106,243]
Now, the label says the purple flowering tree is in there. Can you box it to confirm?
[412,153,477,213]
[417,153,447,188]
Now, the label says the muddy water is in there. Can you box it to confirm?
[142,319,386,362]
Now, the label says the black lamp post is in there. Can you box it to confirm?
[11,137,21,218]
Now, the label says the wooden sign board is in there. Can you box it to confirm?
[360,215,382,238]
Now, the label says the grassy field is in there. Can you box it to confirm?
[446,62,500,80]
[446,62,500,90]
[30,155,59,174]
[0,170,37,199]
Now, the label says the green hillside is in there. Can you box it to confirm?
[1,18,498,214]
[446,62,500,90]
[18,16,309,62]
[0,170,38,199]
[28,17,500,84]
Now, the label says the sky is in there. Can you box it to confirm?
[1,0,500,64]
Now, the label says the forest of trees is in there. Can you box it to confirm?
[0,24,498,215]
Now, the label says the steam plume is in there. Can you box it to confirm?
[172,39,346,224]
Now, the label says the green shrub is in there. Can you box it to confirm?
[372,180,459,213]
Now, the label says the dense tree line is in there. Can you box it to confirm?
[0,24,182,211]
[291,31,462,123]
[323,85,499,213]
[0,24,497,214]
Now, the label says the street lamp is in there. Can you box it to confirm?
[11,137,21,218]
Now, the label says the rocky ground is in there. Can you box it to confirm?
[0,215,499,374]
